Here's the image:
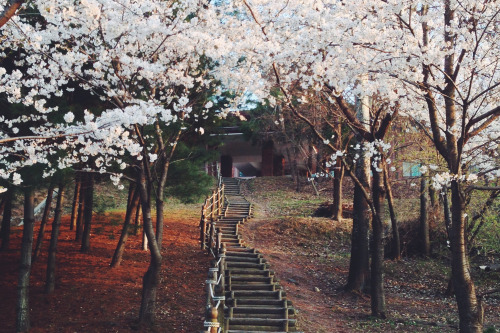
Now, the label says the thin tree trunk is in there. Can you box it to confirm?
[384,165,400,260]
[0,187,13,251]
[70,174,81,230]
[142,228,148,251]
[345,173,370,292]
[81,173,94,252]
[0,195,6,216]
[419,177,430,256]
[332,161,344,222]
[32,181,56,263]
[370,161,386,318]
[16,186,35,332]
[137,168,162,325]
[134,202,142,236]
[75,175,85,241]
[111,184,140,268]
[45,181,65,294]
[450,182,483,332]
[443,187,452,240]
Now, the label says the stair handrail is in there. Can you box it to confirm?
[203,244,226,333]
[201,168,227,333]
[200,183,225,253]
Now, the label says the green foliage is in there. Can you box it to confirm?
[467,189,500,255]
[165,142,215,203]
[93,192,117,221]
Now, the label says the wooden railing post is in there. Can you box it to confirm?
[209,222,215,252]
[216,228,222,255]
[211,190,216,220]
[200,201,208,250]
[208,306,218,333]
[216,188,221,216]
[219,243,226,298]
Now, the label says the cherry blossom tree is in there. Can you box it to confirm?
[1,0,224,327]
[205,0,499,331]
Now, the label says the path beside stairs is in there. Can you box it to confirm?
[219,177,303,333]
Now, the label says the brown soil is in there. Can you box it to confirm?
[0,207,210,333]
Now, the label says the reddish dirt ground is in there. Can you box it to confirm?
[0,209,210,333]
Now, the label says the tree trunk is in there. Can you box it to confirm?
[75,175,85,241]
[419,177,430,256]
[16,187,35,332]
[332,161,344,222]
[383,165,400,260]
[443,187,452,240]
[370,161,386,318]
[81,173,94,252]
[0,187,13,251]
[346,81,371,293]
[134,202,141,236]
[45,181,65,294]
[450,181,483,332]
[70,174,81,230]
[111,184,140,268]
[32,181,56,263]
[137,168,162,325]
[345,172,370,292]
[142,228,148,251]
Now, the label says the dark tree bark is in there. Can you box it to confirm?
[81,173,94,252]
[419,2,486,328]
[450,182,483,332]
[75,174,86,241]
[0,0,23,28]
[345,162,370,292]
[69,174,81,230]
[370,160,386,318]
[45,181,65,294]
[332,160,344,222]
[384,165,400,260]
[137,167,162,324]
[443,187,452,240]
[16,186,35,332]
[111,183,140,268]
[134,201,142,236]
[0,187,13,251]
[419,177,431,256]
[32,180,56,263]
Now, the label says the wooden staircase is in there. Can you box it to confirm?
[219,177,302,333]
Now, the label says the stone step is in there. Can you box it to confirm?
[231,307,292,315]
[226,270,274,278]
[229,290,282,299]
[233,299,287,307]
[229,284,276,291]
[225,247,256,253]
[227,331,298,333]
[226,262,267,269]
[226,258,262,265]
[226,318,297,329]
[228,276,272,284]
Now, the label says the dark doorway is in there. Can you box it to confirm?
[221,155,233,177]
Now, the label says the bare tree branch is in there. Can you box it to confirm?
[0,0,23,28]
